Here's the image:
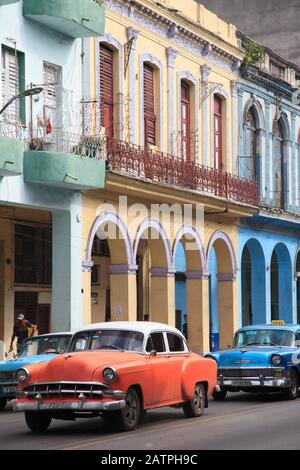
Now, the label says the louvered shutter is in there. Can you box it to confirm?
[1,48,19,122]
[144,64,156,146]
[100,44,114,137]
[43,62,61,141]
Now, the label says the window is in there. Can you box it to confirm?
[1,47,19,123]
[167,333,185,352]
[181,81,190,161]
[146,333,165,353]
[14,224,52,285]
[214,95,222,171]
[92,238,110,257]
[70,329,144,353]
[43,62,62,142]
[243,106,257,180]
[100,44,114,138]
[273,120,284,209]
[144,64,156,146]
[91,264,100,285]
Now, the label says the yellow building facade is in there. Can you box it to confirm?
[81,0,258,352]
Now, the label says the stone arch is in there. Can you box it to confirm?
[84,211,134,269]
[243,96,265,130]
[295,247,300,323]
[172,225,207,273]
[240,238,266,325]
[133,218,173,270]
[177,71,199,161]
[270,242,293,323]
[139,53,164,150]
[207,230,237,278]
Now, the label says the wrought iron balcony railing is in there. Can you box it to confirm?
[105,137,259,207]
[0,118,24,140]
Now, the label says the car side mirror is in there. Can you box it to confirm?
[149,350,157,357]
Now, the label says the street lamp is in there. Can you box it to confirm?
[0,87,43,115]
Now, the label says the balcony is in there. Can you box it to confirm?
[0,1,19,5]
[0,120,23,176]
[24,133,105,190]
[23,0,105,38]
[105,138,259,207]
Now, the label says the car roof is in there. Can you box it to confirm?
[237,324,300,333]
[25,332,72,341]
[74,321,184,337]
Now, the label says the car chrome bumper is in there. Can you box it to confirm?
[218,378,290,388]
[14,399,125,412]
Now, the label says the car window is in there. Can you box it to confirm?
[146,333,165,353]
[70,330,144,352]
[18,335,71,357]
[295,332,300,347]
[167,333,185,352]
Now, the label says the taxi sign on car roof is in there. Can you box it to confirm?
[271,320,285,325]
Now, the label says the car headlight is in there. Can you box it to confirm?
[17,368,30,383]
[103,367,117,383]
[271,354,282,365]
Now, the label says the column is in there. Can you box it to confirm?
[52,194,83,332]
[109,265,137,321]
[166,48,178,155]
[186,272,210,353]
[217,274,238,349]
[126,27,139,144]
[149,268,175,326]
[231,80,240,175]
[200,64,211,166]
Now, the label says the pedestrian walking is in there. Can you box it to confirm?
[9,314,35,354]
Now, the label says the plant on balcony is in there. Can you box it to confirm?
[29,137,45,151]
[243,42,265,67]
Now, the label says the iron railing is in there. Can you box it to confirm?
[0,118,23,140]
[105,138,259,206]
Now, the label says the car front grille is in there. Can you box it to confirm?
[0,371,17,382]
[23,381,110,399]
[218,368,278,378]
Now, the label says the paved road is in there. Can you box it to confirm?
[1,392,300,450]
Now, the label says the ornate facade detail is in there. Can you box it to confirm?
[126,26,139,47]
[201,64,212,82]
[166,47,178,69]
[231,80,241,98]
[202,43,212,57]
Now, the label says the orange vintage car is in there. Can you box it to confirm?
[15,322,217,432]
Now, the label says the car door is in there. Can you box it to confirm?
[165,332,189,401]
[146,332,175,405]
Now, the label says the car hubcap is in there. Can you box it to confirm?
[124,394,138,425]
[291,375,297,396]
[193,385,203,412]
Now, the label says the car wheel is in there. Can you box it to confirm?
[283,369,299,400]
[183,383,205,418]
[114,388,141,432]
[0,398,7,411]
[25,411,52,433]
[212,389,227,401]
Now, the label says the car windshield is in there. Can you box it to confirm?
[233,329,295,348]
[69,329,144,353]
[18,335,71,357]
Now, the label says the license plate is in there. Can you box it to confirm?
[2,385,17,394]
[48,402,73,410]
[232,380,251,387]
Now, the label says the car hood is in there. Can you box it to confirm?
[34,350,141,383]
[0,354,58,373]
[214,347,287,368]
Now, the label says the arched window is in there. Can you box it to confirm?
[273,119,284,209]
[214,95,222,170]
[243,106,257,180]
[181,80,190,161]
[100,43,114,138]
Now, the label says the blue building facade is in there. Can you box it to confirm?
[237,33,300,329]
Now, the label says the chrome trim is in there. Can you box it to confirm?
[22,381,110,389]
[103,367,117,383]
[14,399,125,412]
[17,367,30,383]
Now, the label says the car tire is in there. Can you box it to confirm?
[283,369,299,400]
[25,411,52,433]
[0,398,7,411]
[183,383,205,418]
[212,389,227,401]
[113,388,141,432]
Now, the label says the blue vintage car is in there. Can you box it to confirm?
[205,323,300,401]
[0,332,72,410]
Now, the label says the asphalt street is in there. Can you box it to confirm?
[1,392,300,450]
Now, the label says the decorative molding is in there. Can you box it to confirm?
[82,260,94,273]
[217,273,236,282]
[186,271,210,280]
[231,80,240,98]
[201,64,211,82]
[172,225,207,272]
[166,47,178,69]
[149,268,176,278]
[206,230,237,276]
[109,264,138,275]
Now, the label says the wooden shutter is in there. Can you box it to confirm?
[43,62,61,141]
[100,44,114,137]
[1,48,19,122]
[144,64,156,146]
[214,95,222,171]
[181,81,190,161]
